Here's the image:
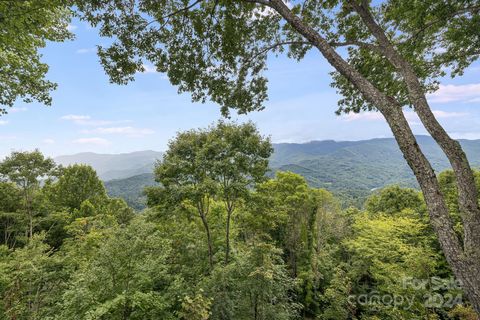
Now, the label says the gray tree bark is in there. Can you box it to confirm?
[249,0,480,314]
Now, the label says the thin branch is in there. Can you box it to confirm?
[406,4,480,44]
[241,0,272,6]
[145,0,203,27]
[244,40,312,66]
[329,40,383,54]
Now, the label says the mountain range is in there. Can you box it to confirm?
[55,150,163,181]
[55,136,480,209]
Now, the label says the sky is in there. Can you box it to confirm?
[1,20,480,157]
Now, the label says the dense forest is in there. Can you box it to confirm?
[0,122,476,319]
[3,0,480,318]
[80,136,480,210]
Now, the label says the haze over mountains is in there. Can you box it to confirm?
[55,136,480,209]
[55,150,163,181]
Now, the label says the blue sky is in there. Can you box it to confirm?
[1,20,480,157]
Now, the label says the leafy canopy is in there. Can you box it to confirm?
[75,0,479,115]
[0,1,73,111]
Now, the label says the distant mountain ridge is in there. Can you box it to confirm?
[55,136,480,209]
[55,150,163,181]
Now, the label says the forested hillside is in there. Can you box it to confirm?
[3,0,480,317]
[0,123,476,319]
[62,136,480,209]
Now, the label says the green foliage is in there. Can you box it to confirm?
[108,136,480,210]
[75,1,479,117]
[0,183,24,248]
[318,267,354,320]
[365,185,425,215]
[58,218,176,320]
[0,0,73,109]
[105,173,155,210]
[49,164,107,211]
[438,170,480,234]
[0,150,59,239]
[206,243,298,320]
[153,121,272,266]
[178,290,212,320]
[0,150,58,189]
[0,234,67,320]
[0,147,474,320]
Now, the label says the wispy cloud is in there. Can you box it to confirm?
[342,110,467,124]
[342,112,383,122]
[67,24,78,31]
[72,137,110,146]
[431,110,468,118]
[427,83,480,104]
[61,114,131,126]
[62,114,90,121]
[9,107,27,113]
[81,126,155,137]
[76,48,96,54]
[0,120,9,125]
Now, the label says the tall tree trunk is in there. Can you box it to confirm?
[381,106,480,315]
[352,0,480,259]
[225,201,234,264]
[225,209,232,264]
[199,212,214,269]
[263,0,480,314]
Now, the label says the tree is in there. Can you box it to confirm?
[153,122,271,268]
[154,128,217,269]
[59,218,176,319]
[345,210,441,319]
[0,182,23,247]
[249,171,343,317]
[0,150,58,238]
[49,164,107,211]
[206,242,298,320]
[76,1,480,313]
[364,185,425,216]
[0,0,73,110]
[206,121,272,263]
[0,233,67,320]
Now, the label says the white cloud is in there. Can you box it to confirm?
[141,64,157,73]
[9,107,27,113]
[76,48,96,54]
[342,112,384,122]
[81,126,155,137]
[427,84,480,104]
[342,110,467,124]
[62,114,91,121]
[431,110,467,118]
[450,132,480,140]
[43,139,55,145]
[67,24,78,31]
[61,114,131,126]
[72,137,110,146]
[0,120,8,125]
